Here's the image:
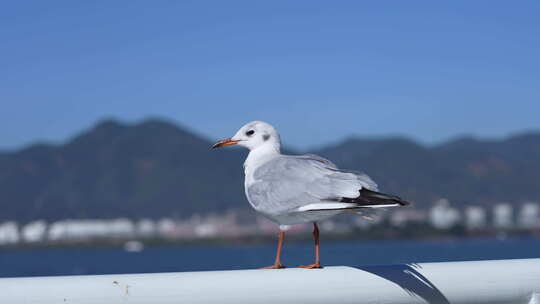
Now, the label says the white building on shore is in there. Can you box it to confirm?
[518,202,540,228]
[465,206,487,230]
[493,203,513,229]
[429,199,461,229]
[0,222,19,245]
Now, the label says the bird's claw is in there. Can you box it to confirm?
[298,263,322,269]
[261,263,286,269]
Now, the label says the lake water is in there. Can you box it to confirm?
[1,237,539,278]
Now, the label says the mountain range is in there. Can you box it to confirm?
[1,119,539,222]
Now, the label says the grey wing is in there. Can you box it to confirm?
[246,154,378,215]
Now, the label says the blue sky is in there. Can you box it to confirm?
[1,1,539,150]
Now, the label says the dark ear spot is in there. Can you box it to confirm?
[263,134,270,141]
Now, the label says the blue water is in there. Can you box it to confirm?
[1,237,539,278]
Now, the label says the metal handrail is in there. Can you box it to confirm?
[1,258,539,304]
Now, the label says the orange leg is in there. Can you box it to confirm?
[299,223,322,269]
[261,230,286,269]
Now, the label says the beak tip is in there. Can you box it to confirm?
[211,138,238,149]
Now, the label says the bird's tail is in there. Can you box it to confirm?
[295,189,411,213]
[341,188,411,208]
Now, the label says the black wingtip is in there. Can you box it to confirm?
[343,189,412,207]
[399,200,413,207]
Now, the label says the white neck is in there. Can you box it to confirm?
[243,142,281,176]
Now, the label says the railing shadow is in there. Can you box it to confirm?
[357,263,450,304]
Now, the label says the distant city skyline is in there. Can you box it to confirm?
[2,1,539,150]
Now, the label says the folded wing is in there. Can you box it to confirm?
[247,154,402,216]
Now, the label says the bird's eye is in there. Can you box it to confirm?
[245,130,255,136]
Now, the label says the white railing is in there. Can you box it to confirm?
[1,258,539,304]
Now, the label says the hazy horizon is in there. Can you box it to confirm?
[2,116,539,153]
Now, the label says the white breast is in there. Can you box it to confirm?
[243,146,280,211]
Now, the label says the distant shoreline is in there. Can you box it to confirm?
[2,227,538,250]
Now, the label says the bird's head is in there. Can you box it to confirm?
[212,121,281,152]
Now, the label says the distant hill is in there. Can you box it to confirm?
[0,119,539,222]
[316,133,540,207]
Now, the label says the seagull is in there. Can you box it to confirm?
[212,121,410,269]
